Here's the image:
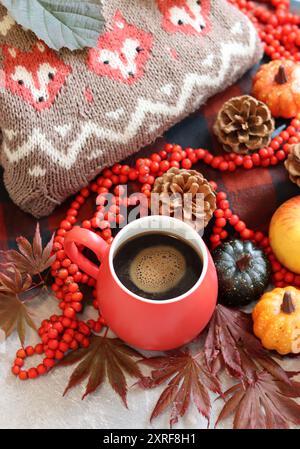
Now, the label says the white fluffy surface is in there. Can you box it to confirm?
[0,293,298,429]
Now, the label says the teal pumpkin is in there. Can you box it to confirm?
[212,239,270,307]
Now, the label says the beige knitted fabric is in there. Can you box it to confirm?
[0,1,262,217]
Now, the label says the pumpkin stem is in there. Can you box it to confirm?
[236,254,251,271]
[275,65,288,84]
[281,291,295,314]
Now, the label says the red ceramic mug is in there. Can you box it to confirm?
[64,215,218,350]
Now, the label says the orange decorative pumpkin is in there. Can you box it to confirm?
[252,286,300,355]
[252,60,300,118]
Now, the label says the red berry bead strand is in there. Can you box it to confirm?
[12,186,107,380]
[230,0,300,62]
[12,140,300,378]
[209,183,300,290]
[145,120,300,175]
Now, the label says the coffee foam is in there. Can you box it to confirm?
[129,245,186,294]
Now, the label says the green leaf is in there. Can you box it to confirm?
[2,0,105,51]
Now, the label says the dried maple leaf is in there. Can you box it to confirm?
[204,304,300,429]
[204,304,292,383]
[216,371,300,429]
[0,223,55,276]
[58,335,144,405]
[0,291,37,346]
[139,350,221,427]
[0,263,32,294]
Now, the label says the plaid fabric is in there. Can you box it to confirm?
[0,1,300,250]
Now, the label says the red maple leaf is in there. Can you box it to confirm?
[58,335,144,405]
[139,350,221,427]
[0,223,55,276]
[205,305,300,428]
[216,372,300,429]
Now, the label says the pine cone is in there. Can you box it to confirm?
[213,95,274,154]
[152,168,216,231]
[285,143,300,188]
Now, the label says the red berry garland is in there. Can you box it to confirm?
[11,0,300,379]
[230,0,300,62]
[12,140,300,379]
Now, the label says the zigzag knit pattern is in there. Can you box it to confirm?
[0,1,262,217]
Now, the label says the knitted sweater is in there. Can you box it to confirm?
[0,1,262,217]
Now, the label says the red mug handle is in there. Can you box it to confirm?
[64,227,109,279]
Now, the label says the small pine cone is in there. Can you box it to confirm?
[152,167,216,232]
[285,143,300,188]
[213,95,275,154]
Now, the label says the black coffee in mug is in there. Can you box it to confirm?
[113,232,203,301]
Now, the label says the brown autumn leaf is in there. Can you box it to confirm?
[58,335,144,405]
[0,223,55,276]
[204,304,292,384]
[0,292,37,346]
[139,350,221,427]
[0,263,32,295]
[216,371,300,429]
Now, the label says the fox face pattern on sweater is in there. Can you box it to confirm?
[0,1,262,218]
[157,0,211,35]
[2,42,71,110]
[88,11,153,84]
